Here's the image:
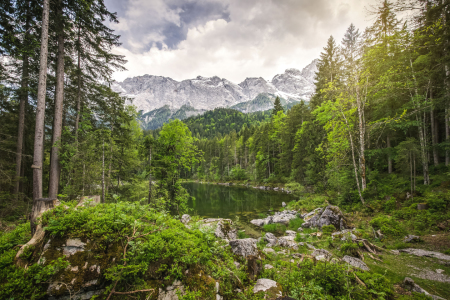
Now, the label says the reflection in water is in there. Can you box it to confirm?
[183,183,295,236]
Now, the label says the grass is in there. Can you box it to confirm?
[365,252,450,299]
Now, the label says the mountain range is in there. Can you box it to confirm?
[112,59,317,129]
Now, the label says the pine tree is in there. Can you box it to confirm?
[272,96,284,116]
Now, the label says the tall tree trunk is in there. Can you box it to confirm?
[387,135,392,173]
[48,1,65,198]
[446,65,450,166]
[15,1,31,200]
[431,108,439,165]
[31,0,50,225]
[102,140,105,203]
[429,87,439,165]
[356,84,366,191]
[409,57,429,185]
[148,146,152,205]
[75,27,81,143]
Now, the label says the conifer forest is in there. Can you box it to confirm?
[1,1,450,299]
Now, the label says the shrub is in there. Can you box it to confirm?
[370,215,407,238]
[237,230,249,239]
[288,217,304,230]
[263,223,286,234]
[321,224,336,235]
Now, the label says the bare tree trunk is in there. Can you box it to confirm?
[82,162,85,196]
[349,130,365,204]
[409,57,429,185]
[387,135,392,174]
[32,0,50,223]
[417,113,430,185]
[15,3,30,200]
[446,65,450,166]
[356,85,366,191]
[148,146,152,205]
[48,1,65,198]
[75,27,81,143]
[102,140,105,203]
[446,107,449,166]
[410,151,413,194]
[340,108,364,204]
[429,87,438,165]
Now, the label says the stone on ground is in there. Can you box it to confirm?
[253,279,282,299]
[342,255,369,271]
[404,235,421,243]
[181,214,190,224]
[402,277,445,300]
[229,238,258,258]
[399,248,450,261]
[301,205,348,230]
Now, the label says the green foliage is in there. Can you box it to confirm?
[0,224,70,300]
[263,223,286,235]
[238,230,250,239]
[322,224,336,235]
[340,241,360,256]
[288,217,304,230]
[230,164,248,180]
[370,215,406,238]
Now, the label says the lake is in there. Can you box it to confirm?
[183,182,296,236]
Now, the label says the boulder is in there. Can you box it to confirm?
[302,206,347,230]
[264,232,278,246]
[265,264,274,269]
[229,238,258,258]
[181,214,190,224]
[404,235,421,243]
[282,202,287,207]
[332,230,357,241]
[263,248,275,254]
[215,219,237,240]
[158,280,185,300]
[399,248,450,261]
[297,227,303,232]
[402,277,445,300]
[250,210,297,227]
[250,219,266,227]
[285,230,297,237]
[253,279,282,299]
[342,255,369,271]
[278,236,298,250]
[311,249,332,261]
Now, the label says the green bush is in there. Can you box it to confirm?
[238,230,249,239]
[288,217,304,230]
[370,215,407,238]
[263,223,286,234]
[322,224,336,235]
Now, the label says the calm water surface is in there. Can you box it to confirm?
[183,182,295,236]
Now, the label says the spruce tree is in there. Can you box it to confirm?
[272,96,284,116]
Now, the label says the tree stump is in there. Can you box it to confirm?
[30,198,59,235]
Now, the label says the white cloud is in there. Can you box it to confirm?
[110,0,376,83]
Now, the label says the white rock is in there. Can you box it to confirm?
[158,280,185,300]
[342,256,370,271]
[285,230,297,237]
[181,214,190,224]
[264,264,274,269]
[229,239,258,258]
[253,279,281,297]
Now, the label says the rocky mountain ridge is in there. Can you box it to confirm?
[112,59,318,114]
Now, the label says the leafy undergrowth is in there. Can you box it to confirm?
[2,192,450,300]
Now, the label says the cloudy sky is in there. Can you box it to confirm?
[105,0,377,83]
